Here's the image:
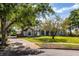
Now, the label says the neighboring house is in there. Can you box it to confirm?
[71,27,79,36]
[17,27,65,37]
[63,26,79,36]
[16,25,79,37]
[23,27,35,37]
[17,26,41,37]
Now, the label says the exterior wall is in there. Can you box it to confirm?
[22,29,68,37]
[23,29,34,36]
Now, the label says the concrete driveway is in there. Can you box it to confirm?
[8,38,40,49]
[37,49,79,56]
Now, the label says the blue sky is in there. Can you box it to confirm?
[50,3,79,20]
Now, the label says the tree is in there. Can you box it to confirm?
[67,9,79,36]
[41,19,53,36]
[11,3,55,36]
[51,14,62,39]
[0,4,17,45]
[0,3,54,45]
[61,18,72,36]
[69,9,79,27]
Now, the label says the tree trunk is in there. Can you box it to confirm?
[1,16,7,45]
[52,35,55,39]
[52,30,57,42]
[21,27,23,35]
[52,34,55,42]
[69,27,72,36]
[21,26,25,36]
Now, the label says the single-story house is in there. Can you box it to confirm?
[23,27,35,37]
[17,27,41,37]
[16,27,66,37]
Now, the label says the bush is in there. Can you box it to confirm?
[11,30,16,36]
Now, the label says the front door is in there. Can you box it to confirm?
[28,32,31,36]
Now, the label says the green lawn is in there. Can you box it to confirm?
[21,36,79,44]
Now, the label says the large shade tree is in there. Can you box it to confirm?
[67,9,79,36]
[69,9,79,27]
[0,4,17,45]
[0,3,54,45]
[51,14,62,39]
[41,19,53,36]
[61,18,72,36]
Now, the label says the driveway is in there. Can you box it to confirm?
[37,49,79,56]
[8,38,40,49]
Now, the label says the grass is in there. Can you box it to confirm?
[20,36,79,44]
[18,36,79,49]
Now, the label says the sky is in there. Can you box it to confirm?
[50,3,79,20]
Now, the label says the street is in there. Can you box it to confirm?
[37,49,79,56]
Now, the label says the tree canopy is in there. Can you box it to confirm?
[0,3,55,45]
[69,9,79,27]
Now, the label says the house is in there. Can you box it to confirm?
[17,27,64,37]
[16,25,68,37]
[23,27,35,37]
[17,26,41,37]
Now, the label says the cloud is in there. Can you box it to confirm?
[53,7,68,13]
[53,4,79,13]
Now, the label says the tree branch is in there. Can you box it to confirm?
[5,19,17,31]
